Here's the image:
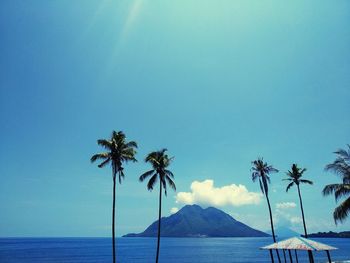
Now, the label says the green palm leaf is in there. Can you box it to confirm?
[323,144,350,223]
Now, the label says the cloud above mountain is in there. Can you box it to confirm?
[276,202,296,209]
[275,202,301,228]
[176,179,262,207]
[170,207,179,214]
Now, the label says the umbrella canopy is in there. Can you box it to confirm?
[261,237,337,251]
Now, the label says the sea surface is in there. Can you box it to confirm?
[0,237,349,263]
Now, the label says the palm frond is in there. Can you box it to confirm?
[91,153,109,163]
[147,174,158,191]
[322,184,342,196]
[98,158,110,168]
[112,130,125,140]
[334,145,350,161]
[283,178,293,181]
[300,168,307,174]
[323,145,350,223]
[125,141,138,149]
[139,170,155,182]
[121,148,138,163]
[333,197,350,224]
[92,131,137,185]
[118,169,125,184]
[334,184,350,202]
[141,149,175,197]
[252,172,259,182]
[145,151,160,167]
[251,158,278,196]
[165,170,174,178]
[266,166,279,173]
[299,179,313,185]
[97,139,113,149]
[325,162,350,177]
[165,175,176,191]
[286,182,294,192]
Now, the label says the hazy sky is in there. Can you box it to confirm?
[1,0,349,237]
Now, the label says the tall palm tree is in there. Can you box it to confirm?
[140,149,176,263]
[284,164,313,237]
[284,164,314,263]
[91,131,137,263]
[322,145,350,223]
[251,158,281,263]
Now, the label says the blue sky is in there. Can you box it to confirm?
[0,0,349,237]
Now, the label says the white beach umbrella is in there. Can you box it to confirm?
[261,236,337,263]
[261,236,337,251]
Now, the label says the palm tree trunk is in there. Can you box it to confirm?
[297,185,308,237]
[266,194,281,263]
[297,185,314,263]
[112,174,116,263]
[156,182,162,263]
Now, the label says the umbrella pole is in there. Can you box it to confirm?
[269,249,275,263]
[326,250,332,263]
[294,250,299,263]
[283,249,287,263]
[288,250,293,263]
[308,250,314,263]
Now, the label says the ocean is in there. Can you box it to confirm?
[0,237,349,263]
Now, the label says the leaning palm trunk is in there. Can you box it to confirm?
[297,185,314,263]
[266,194,281,263]
[156,182,162,263]
[112,174,116,263]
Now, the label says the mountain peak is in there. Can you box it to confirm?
[178,204,203,213]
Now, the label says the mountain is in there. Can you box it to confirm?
[305,231,350,238]
[123,204,269,237]
[267,226,300,238]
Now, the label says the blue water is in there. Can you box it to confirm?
[0,237,349,263]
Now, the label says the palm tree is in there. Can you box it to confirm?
[284,164,313,237]
[284,164,314,263]
[140,149,176,263]
[322,145,350,223]
[90,131,137,263]
[251,158,281,263]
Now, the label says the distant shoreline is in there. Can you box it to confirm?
[303,231,350,238]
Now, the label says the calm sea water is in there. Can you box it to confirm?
[0,237,349,263]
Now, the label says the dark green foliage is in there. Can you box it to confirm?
[306,231,350,238]
[140,148,176,195]
[283,164,313,192]
[251,158,278,196]
[91,131,138,182]
[323,145,350,223]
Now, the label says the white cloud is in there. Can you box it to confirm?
[276,202,297,209]
[275,207,302,228]
[170,207,179,214]
[290,216,302,224]
[176,179,261,207]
